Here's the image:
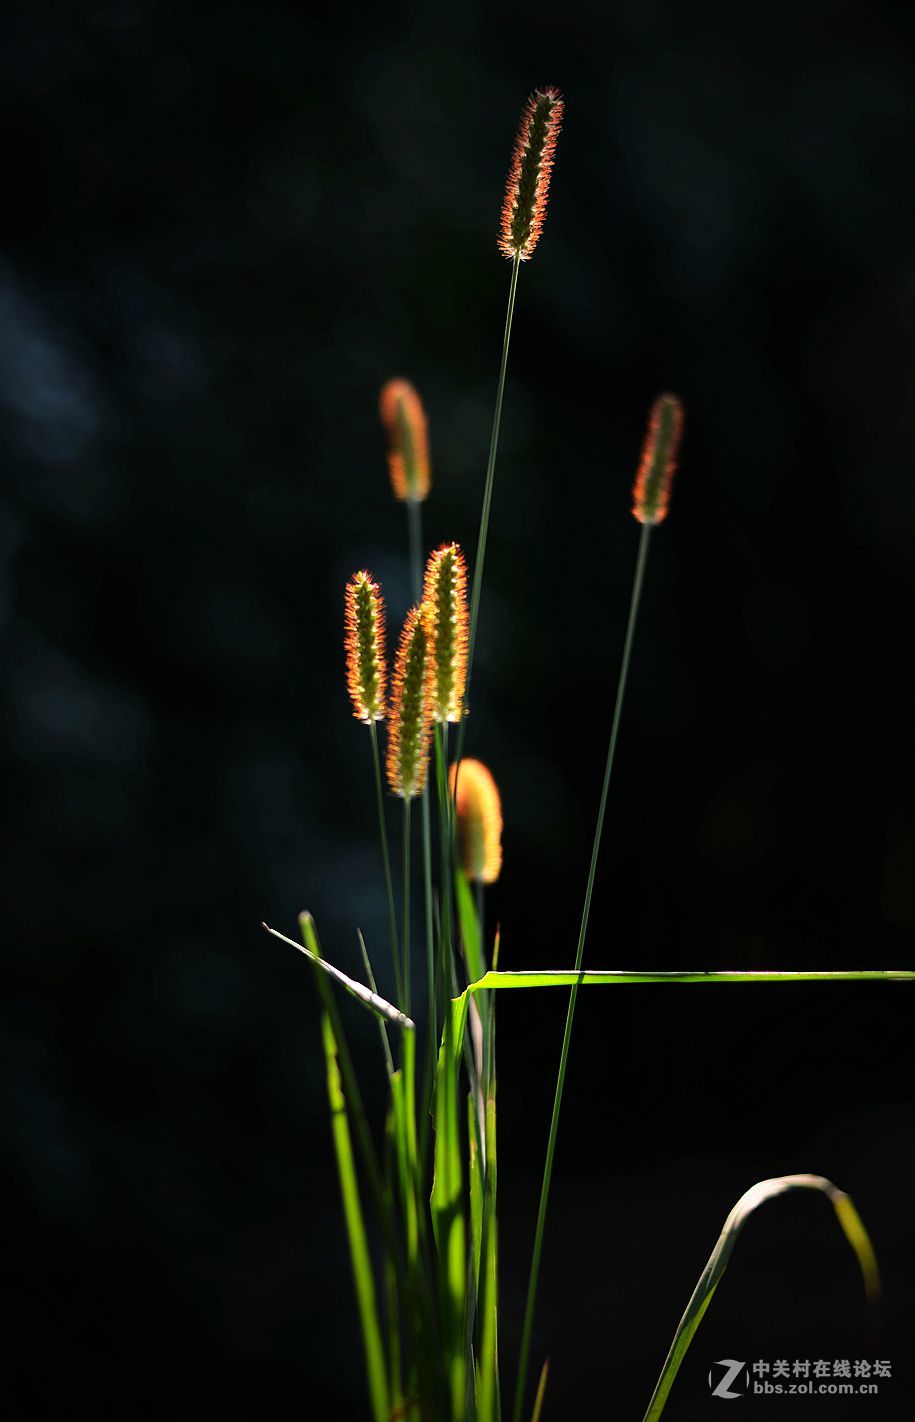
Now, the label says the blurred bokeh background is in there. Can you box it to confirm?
[3,2,915,1417]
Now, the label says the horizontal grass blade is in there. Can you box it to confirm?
[642,1173,879,1422]
[263,921,416,1029]
[465,968,915,990]
[438,969,914,1070]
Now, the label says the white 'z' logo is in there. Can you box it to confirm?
[708,1359,748,1399]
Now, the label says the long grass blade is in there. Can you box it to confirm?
[476,1050,499,1421]
[439,969,914,1067]
[263,922,416,1030]
[468,1094,483,1295]
[431,1004,468,1418]
[530,1360,549,1422]
[317,995,389,1422]
[455,865,485,983]
[642,1174,880,1422]
[465,967,914,989]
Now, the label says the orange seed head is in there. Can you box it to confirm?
[632,393,685,526]
[386,604,433,797]
[379,378,430,502]
[344,570,387,722]
[449,758,503,884]
[422,542,469,723]
[498,87,564,262]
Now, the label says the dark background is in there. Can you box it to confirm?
[3,2,915,1418]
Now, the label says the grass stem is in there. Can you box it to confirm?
[454,255,521,783]
[403,795,412,1016]
[512,521,654,1422]
[369,719,404,1013]
[406,497,438,1086]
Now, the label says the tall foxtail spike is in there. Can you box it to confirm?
[344,570,387,722]
[423,542,469,723]
[499,87,564,262]
[379,378,430,502]
[632,393,685,526]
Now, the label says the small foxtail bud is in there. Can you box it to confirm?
[386,605,433,797]
[344,570,387,722]
[449,758,503,884]
[422,542,469,723]
[379,378,430,502]
[498,87,564,262]
[632,393,684,526]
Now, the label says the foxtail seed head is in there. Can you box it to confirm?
[344,570,387,722]
[449,758,503,884]
[632,393,685,526]
[422,542,469,723]
[498,87,564,262]
[386,604,433,797]
[379,378,430,502]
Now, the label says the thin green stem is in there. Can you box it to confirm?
[406,495,437,1096]
[407,498,423,602]
[357,928,394,1079]
[403,795,412,1016]
[421,793,436,1061]
[369,720,404,1013]
[436,722,454,1021]
[455,256,521,778]
[512,522,654,1422]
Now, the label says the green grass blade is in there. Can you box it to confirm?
[439,970,914,1071]
[264,921,416,1029]
[530,1360,549,1422]
[642,1173,880,1422]
[468,1094,483,1295]
[465,968,915,991]
[383,1102,403,1410]
[476,1071,499,1421]
[391,1068,419,1272]
[295,915,394,1237]
[431,1004,467,1418]
[455,865,485,983]
[318,1004,389,1422]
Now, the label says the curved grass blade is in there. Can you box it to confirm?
[263,921,416,1029]
[642,1173,879,1422]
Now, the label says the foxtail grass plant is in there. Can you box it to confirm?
[512,390,686,1420]
[263,87,914,1422]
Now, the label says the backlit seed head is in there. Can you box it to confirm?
[498,87,564,262]
[632,393,684,526]
[449,759,503,884]
[344,570,387,722]
[379,378,430,502]
[422,542,468,723]
[386,604,434,797]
